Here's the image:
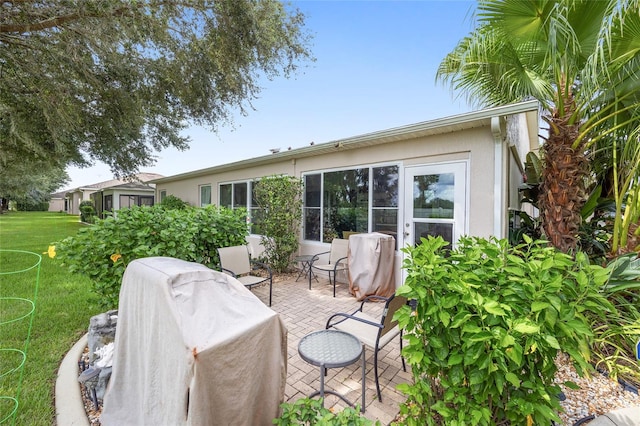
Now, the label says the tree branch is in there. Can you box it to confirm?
[0,6,134,34]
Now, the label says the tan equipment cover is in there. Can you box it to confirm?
[101,257,287,426]
[348,233,396,300]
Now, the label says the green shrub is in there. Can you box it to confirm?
[17,200,49,211]
[394,235,613,426]
[53,205,247,308]
[79,200,96,223]
[253,175,303,273]
[273,398,378,426]
[160,194,189,209]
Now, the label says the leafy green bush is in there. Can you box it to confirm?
[17,200,50,211]
[273,398,378,426]
[253,175,303,272]
[160,194,189,209]
[54,205,247,308]
[394,236,612,426]
[79,200,96,223]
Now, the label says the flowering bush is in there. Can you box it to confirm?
[53,205,247,308]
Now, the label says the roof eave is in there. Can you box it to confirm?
[152,100,540,184]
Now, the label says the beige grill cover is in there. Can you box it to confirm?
[101,257,287,426]
[348,233,396,300]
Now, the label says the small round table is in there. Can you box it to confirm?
[298,329,365,412]
[293,254,318,282]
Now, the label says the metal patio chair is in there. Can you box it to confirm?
[325,293,407,401]
[217,245,273,306]
[309,238,349,297]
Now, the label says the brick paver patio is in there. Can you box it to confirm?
[252,275,411,425]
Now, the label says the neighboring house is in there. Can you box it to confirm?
[62,173,163,216]
[90,181,156,218]
[151,101,540,284]
[48,191,68,212]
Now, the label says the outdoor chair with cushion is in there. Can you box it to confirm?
[217,245,273,306]
[309,238,349,297]
[325,293,407,401]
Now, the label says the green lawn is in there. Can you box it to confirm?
[1,211,101,425]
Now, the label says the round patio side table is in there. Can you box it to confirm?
[293,254,318,282]
[298,329,365,412]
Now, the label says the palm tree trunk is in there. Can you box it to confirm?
[538,114,588,253]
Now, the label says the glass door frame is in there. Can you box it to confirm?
[402,161,469,250]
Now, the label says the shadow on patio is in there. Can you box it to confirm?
[251,274,411,425]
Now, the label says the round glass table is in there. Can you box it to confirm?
[298,329,365,412]
[293,254,318,283]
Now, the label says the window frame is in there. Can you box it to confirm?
[219,179,262,234]
[199,184,212,207]
[119,194,155,209]
[302,163,400,246]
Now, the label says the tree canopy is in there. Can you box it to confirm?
[0,160,68,208]
[0,0,312,179]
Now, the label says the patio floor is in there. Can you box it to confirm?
[251,274,411,425]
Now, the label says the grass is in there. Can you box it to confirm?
[0,211,101,425]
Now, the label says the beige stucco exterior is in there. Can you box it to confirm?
[66,187,94,215]
[152,101,540,286]
[59,173,163,216]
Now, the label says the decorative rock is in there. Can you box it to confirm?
[96,367,112,400]
[87,310,118,364]
[555,353,640,425]
[85,310,118,406]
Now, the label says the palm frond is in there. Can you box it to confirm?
[437,23,554,108]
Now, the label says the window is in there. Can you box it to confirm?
[303,174,321,241]
[304,165,399,244]
[323,168,369,241]
[220,184,232,208]
[405,162,467,248]
[160,190,167,202]
[220,181,262,233]
[139,196,154,206]
[250,183,264,235]
[119,195,154,209]
[219,182,248,208]
[200,185,212,207]
[372,166,399,236]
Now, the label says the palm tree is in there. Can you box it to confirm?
[437,0,640,254]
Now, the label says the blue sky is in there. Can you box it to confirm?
[64,0,478,189]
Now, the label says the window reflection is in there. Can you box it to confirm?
[414,223,453,246]
[413,173,454,219]
[303,165,399,244]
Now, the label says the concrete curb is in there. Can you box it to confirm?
[55,333,89,426]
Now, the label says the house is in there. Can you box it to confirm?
[62,173,163,216]
[151,101,540,284]
[48,191,68,212]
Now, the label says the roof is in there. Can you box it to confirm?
[50,190,68,198]
[102,182,155,191]
[64,172,164,194]
[151,100,539,184]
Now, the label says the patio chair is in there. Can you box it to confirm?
[325,294,407,402]
[309,238,349,297]
[217,245,273,306]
